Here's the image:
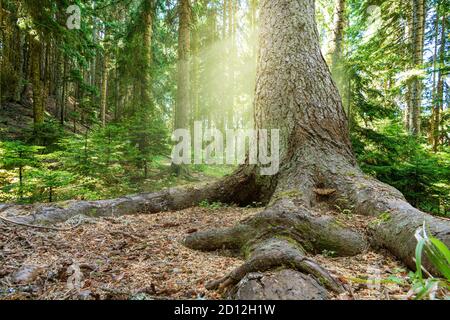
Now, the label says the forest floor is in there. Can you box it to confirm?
[0,205,416,300]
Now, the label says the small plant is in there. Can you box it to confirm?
[321,249,337,258]
[0,141,42,201]
[369,211,392,227]
[407,223,450,300]
[334,197,354,217]
[378,211,391,222]
[199,200,228,210]
[31,169,74,202]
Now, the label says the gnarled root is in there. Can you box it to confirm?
[185,198,368,255]
[337,173,450,274]
[205,238,345,295]
[232,270,332,300]
[185,197,367,299]
[0,167,259,226]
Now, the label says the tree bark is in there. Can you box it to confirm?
[172,0,191,175]
[60,57,67,125]
[409,0,425,135]
[327,0,350,116]
[30,36,44,126]
[100,53,108,127]
[434,12,446,151]
[191,0,200,127]
[429,6,440,147]
[141,1,153,108]
[175,0,191,131]
[327,0,345,71]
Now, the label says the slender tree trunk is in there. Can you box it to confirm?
[114,58,120,121]
[327,0,349,114]
[327,0,345,71]
[250,0,257,31]
[100,53,108,127]
[172,0,191,175]
[60,57,67,125]
[203,3,217,125]
[141,2,153,108]
[134,0,156,178]
[429,6,440,146]
[404,1,414,131]
[191,0,200,126]
[14,29,24,102]
[223,0,228,40]
[434,12,446,151]
[31,37,44,126]
[228,0,237,130]
[53,42,61,119]
[409,0,425,135]
[19,166,23,201]
[175,0,191,131]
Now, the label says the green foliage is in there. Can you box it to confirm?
[338,0,450,217]
[0,120,171,203]
[26,120,65,149]
[409,223,450,300]
[353,121,450,216]
[199,200,228,210]
[321,249,337,258]
[29,169,74,202]
[0,141,41,171]
[0,141,42,201]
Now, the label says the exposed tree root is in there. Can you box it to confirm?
[205,238,345,294]
[184,193,369,299]
[0,167,258,226]
[338,173,450,274]
[184,198,368,256]
[0,214,82,231]
[231,269,332,300]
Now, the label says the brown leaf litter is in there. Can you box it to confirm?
[0,207,423,300]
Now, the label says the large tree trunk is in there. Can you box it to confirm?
[2,0,449,301]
